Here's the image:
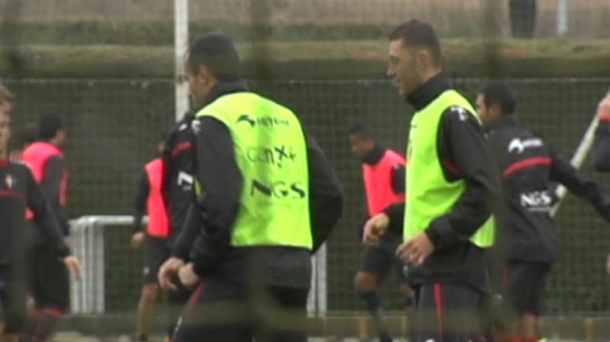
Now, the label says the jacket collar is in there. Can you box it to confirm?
[488,114,519,131]
[362,143,386,165]
[203,78,249,107]
[36,141,63,153]
[406,72,451,111]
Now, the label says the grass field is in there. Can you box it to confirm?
[50,334,387,342]
[50,332,584,342]
[53,314,610,342]
[1,0,609,38]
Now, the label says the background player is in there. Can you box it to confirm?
[9,123,37,161]
[21,113,73,342]
[348,122,409,342]
[130,135,170,342]
[159,107,196,342]
[0,85,81,342]
[476,82,610,342]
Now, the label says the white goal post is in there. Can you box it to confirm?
[69,215,327,316]
[550,87,608,217]
[174,0,189,122]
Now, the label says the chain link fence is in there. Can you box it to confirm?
[3,0,610,340]
[4,78,610,317]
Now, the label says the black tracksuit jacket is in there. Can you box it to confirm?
[487,115,610,262]
[383,73,502,292]
[0,158,70,266]
[161,111,197,244]
[171,79,344,289]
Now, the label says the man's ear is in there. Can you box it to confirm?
[415,48,434,70]
[195,64,209,81]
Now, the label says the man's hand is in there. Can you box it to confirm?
[606,253,610,275]
[131,232,146,249]
[63,256,83,280]
[362,213,390,246]
[396,233,435,266]
[597,95,610,118]
[158,257,185,290]
[178,263,201,290]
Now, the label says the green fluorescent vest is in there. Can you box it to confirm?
[194,179,203,196]
[196,92,312,249]
[405,90,495,247]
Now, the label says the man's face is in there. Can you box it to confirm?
[55,129,67,147]
[185,61,212,109]
[0,102,12,155]
[387,39,422,97]
[476,93,499,128]
[349,134,375,160]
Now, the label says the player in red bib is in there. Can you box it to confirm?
[131,135,173,342]
[348,122,411,342]
[21,113,73,342]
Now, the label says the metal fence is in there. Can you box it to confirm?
[69,215,328,317]
[5,77,610,318]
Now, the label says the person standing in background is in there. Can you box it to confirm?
[348,122,410,342]
[476,82,610,342]
[22,113,73,342]
[159,108,197,342]
[130,134,172,342]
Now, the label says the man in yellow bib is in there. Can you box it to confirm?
[160,33,343,342]
[365,20,501,342]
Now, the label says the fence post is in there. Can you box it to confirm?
[556,0,569,35]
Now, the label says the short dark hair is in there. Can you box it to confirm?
[187,33,241,80]
[389,19,442,67]
[11,123,38,150]
[480,82,517,115]
[38,113,66,141]
[348,122,376,140]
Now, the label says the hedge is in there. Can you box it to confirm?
[2,40,610,79]
[5,19,470,46]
